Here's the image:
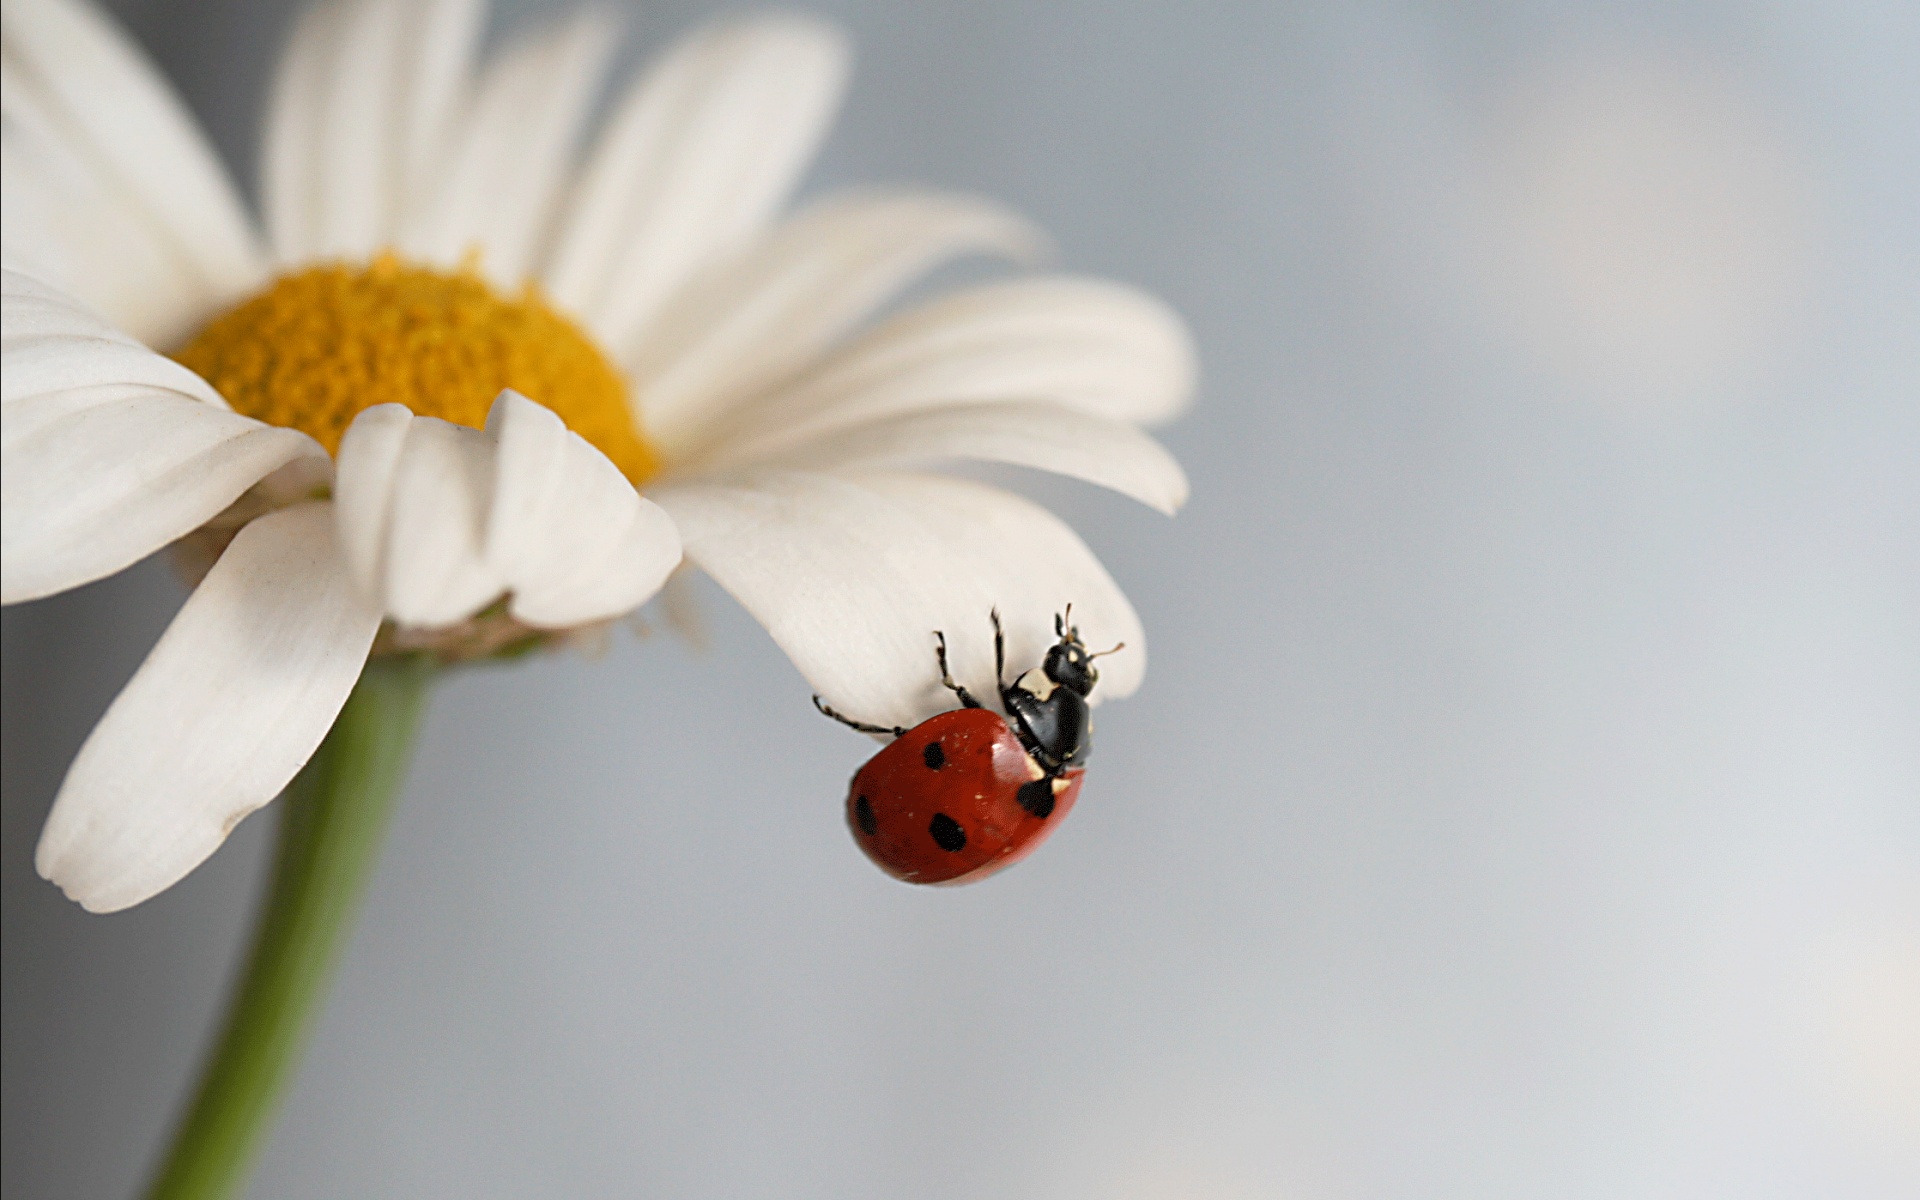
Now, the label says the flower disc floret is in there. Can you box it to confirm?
[175,254,658,482]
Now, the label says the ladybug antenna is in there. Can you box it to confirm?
[1056,604,1079,642]
[1088,642,1126,659]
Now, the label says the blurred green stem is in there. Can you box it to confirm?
[146,655,435,1200]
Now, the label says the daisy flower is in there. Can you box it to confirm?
[1,0,1192,915]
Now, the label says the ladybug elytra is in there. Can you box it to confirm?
[815,608,1120,885]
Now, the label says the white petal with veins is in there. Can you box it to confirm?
[656,470,1144,731]
[262,0,489,260]
[1,266,158,346]
[374,414,500,627]
[394,0,486,223]
[396,10,617,287]
[331,401,414,601]
[1,271,322,603]
[545,15,849,347]
[34,501,382,913]
[714,399,1189,516]
[2,0,265,341]
[484,390,681,628]
[335,393,679,629]
[307,0,410,256]
[629,188,1046,454]
[2,79,196,344]
[2,334,224,408]
[678,276,1196,467]
[260,0,342,259]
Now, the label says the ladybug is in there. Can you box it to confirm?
[814,608,1121,885]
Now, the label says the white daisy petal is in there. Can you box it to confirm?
[331,400,415,602]
[2,0,265,342]
[2,81,192,344]
[3,268,221,423]
[679,276,1197,467]
[629,189,1045,453]
[259,0,341,261]
[655,470,1144,731]
[1,265,152,344]
[335,393,677,629]
[394,0,486,223]
[545,14,849,348]
[712,400,1189,516]
[260,0,487,262]
[483,390,680,628]
[2,272,322,604]
[0,388,323,605]
[397,9,618,287]
[306,0,405,257]
[373,415,500,628]
[2,330,224,408]
[34,501,382,913]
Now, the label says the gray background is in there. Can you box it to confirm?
[5,0,1917,1197]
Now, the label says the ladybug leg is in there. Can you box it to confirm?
[933,631,984,709]
[990,607,1007,688]
[812,695,907,738]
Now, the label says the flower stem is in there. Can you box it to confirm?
[146,655,436,1200]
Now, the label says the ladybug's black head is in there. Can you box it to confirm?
[1043,608,1121,697]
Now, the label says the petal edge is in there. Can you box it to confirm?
[35,501,381,912]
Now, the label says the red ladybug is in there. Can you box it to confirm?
[815,609,1120,885]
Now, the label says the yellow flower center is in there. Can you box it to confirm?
[174,255,658,483]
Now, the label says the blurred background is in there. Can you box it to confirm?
[4,0,1916,1196]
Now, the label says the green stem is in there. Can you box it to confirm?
[146,656,436,1200]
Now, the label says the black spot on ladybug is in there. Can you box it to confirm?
[921,741,946,770]
[1016,777,1056,819]
[854,795,878,836]
[928,812,967,852]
